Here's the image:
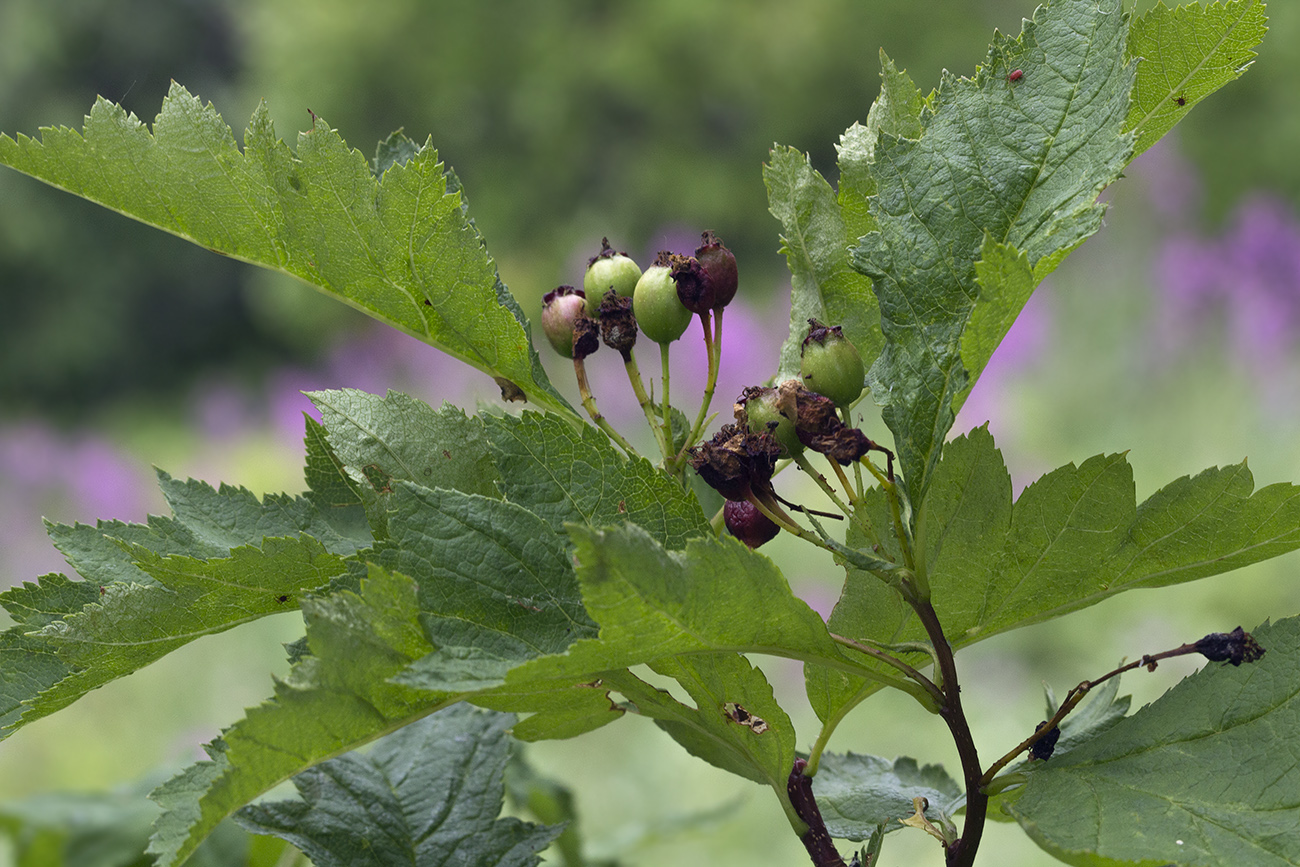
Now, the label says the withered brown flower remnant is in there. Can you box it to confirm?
[688,423,782,502]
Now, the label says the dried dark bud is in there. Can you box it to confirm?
[541,285,589,358]
[571,312,601,361]
[724,499,781,548]
[1028,721,1061,761]
[779,380,885,466]
[688,423,782,501]
[1194,626,1265,666]
[668,253,713,315]
[695,230,738,310]
[597,290,638,360]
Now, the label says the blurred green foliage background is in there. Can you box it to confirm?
[1,1,1298,865]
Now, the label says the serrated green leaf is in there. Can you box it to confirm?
[481,410,709,549]
[1010,616,1300,867]
[0,778,266,867]
[0,575,95,735]
[502,525,881,704]
[0,84,573,415]
[957,237,1036,414]
[853,0,1133,505]
[1044,674,1131,760]
[21,537,346,729]
[814,754,962,842]
[372,482,597,691]
[470,674,626,742]
[309,389,501,502]
[1126,0,1268,158]
[606,654,797,800]
[809,429,1300,724]
[1,469,361,740]
[149,565,446,867]
[302,414,371,545]
[765,147,880,387]
[234,705,561,867]
[371,128,421,177]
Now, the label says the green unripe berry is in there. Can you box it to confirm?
[632,264,692,344]
[800,319,864,408]
[737,385,802,458]
[583,238,641,315]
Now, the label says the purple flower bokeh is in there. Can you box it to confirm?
[1154,193,1300,380]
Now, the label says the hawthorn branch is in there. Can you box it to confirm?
[979,627,1266,788]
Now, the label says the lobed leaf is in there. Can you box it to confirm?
[0,84,573,414]
[1126,0,1269,158]
[814,754,962,842]
[765,147,880,387]
[1010,616,1300,866]
[482,410,710,549]
[606,654,798,808]
[308,389,501,504]
[234,705,561,867]
[853,0,1134,505]
[810,427,1300,723]
[148,565,446,867]
[370,481,598,692]
[0,472,361,741]
[503,525,864,689]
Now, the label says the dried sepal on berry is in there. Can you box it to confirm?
[597,290,638,360]
[695,230,738,310]
[736,384,802,458]
[688,423,782,502]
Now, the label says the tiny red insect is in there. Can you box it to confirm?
[1008,69,1024,82]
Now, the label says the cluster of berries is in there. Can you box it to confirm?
[540,234,888,552]
[541,232,737,360]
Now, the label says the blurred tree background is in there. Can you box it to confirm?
[7,0,1293,418]
[1,2,1298,865]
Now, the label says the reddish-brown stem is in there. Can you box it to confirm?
[979,642,1206,788]
[911,599,986,867]
[788,758,848,867]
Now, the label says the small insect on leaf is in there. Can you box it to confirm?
[1008,68,1024,82]
[1175,94,1187,106]
[723,702,769,734]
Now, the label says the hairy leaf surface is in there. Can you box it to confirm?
[0,472,360,740]
[235,706,561,867]
[853,0,1133,504]
[371,482,597,692]
[1010,616,1300,866]
[482,410,710,548]
[0,84,571,414]
[606,654,797,803]
[505,525,865,688]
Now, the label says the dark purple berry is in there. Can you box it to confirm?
[724,500,780,548]
[695,230,738,310]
